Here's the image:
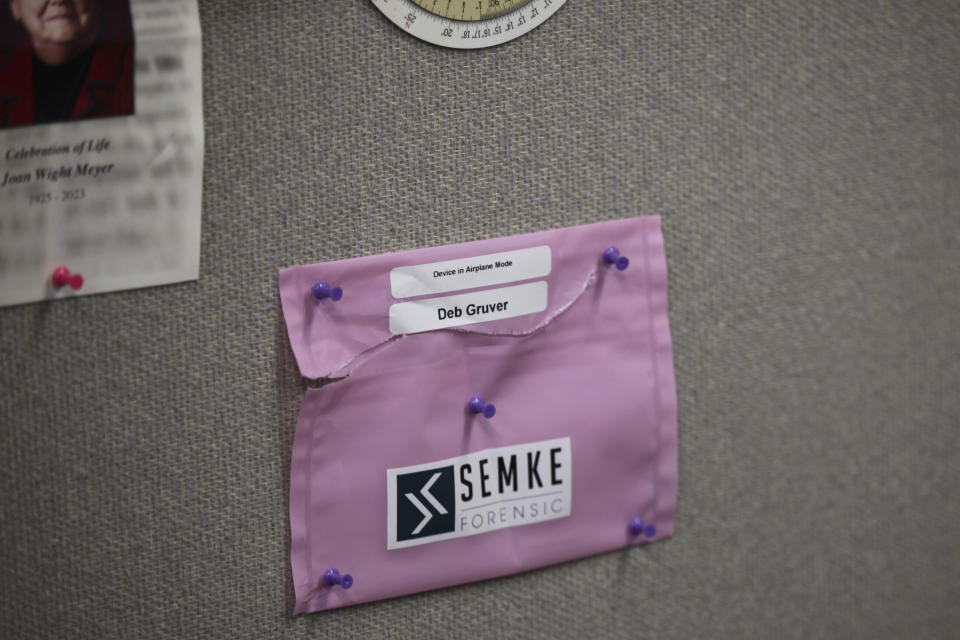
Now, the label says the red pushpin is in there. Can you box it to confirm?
[52,266,84,290]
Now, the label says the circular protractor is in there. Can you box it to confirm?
[372,0,567,49]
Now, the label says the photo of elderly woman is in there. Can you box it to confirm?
[0,0,133,129]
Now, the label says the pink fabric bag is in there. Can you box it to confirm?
[279,216,678,613]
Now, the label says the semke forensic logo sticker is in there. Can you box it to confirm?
[387,438,572,549]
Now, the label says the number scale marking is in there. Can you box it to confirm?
[371,0,566,49]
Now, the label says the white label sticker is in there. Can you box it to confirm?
[387,437,572,550]
[390,245,552,299]
[388,281,548,335]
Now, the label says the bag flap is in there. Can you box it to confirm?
[278,216,664,379]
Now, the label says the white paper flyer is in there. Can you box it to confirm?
[0,0,203,306]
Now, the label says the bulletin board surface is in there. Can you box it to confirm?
[2,2,958,638]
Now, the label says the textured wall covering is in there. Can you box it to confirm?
[2,1,959,638]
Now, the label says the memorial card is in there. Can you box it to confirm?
[0,0,203,306]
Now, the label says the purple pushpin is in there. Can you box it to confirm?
[629,517,657,538]
[323,568,353,590]
[312,280,343,302]
[467,395,496,419]
[602,246,629,271]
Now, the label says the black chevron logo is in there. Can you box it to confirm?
[396,466,455,541]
